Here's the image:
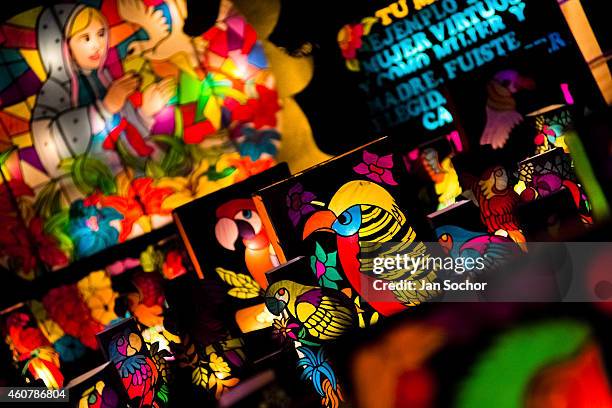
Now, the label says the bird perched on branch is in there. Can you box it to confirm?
[480,70,535,149]
[265,280,356,342]
[302,180,439,316]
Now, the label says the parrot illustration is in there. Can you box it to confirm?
[265,280,356,342]
[302,180,439,316]
[421,148,462,209]
[215,198,279,288]
[472,166,526,250]
[436,225,521,277]
[108,329,158,407]
[520,170,593,224]
[480,70,535,149]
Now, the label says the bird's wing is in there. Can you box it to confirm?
[480,107,523,149]
[296,291,354,340]
[359,239,427,280]
[118,0,169,46]
[116,354,147,381]
[361,240,439,306]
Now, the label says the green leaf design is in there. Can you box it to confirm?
[43,211,73,255]
[192,363,209,388]
[186,144,205,163]
[325,251,337,267]
[153,135,192,177]
[207,165,236,181]
[33,181,63,219]
[314,242,326,262]
[320,276,338,290]
[61,155,116,195]
[215,267,262,298]
[310,255,317,274]
[323,267,342,282]
[145,160,165,179]
[116,140,146,173]
[156,383,169,404]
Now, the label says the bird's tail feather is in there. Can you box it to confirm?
[480,107,524,149]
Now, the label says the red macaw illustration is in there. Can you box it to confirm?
[472,166,526,250]
[108,328,158,407]
[215,198,278,288]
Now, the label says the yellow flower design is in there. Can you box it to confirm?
[77,271,118,325]
[86,289,118,325]
[209,353,230,375]
[207,352,239,399]
[77,271,113,299]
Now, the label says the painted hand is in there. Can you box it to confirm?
[141,78,175,118]
[103,73,140,114]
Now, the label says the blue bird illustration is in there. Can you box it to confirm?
[435,225,521,276]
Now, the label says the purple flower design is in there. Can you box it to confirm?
[353,150,398,186]
[286,183,316,226]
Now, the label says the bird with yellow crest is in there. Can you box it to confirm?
[302,179,440,317]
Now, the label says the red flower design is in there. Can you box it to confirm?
[29,217,69,268]
[162,250,187,279]
[227,155,276,183]
[43,285,103,349]
[132,271,165,307]
[1,179,33,212]
[0,216,68,275]
[230,85,280,129]
[100,177,174,242]
[338,23,364,60]
[6,312,50,356]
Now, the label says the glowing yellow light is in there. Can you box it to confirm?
[559,0,612,104]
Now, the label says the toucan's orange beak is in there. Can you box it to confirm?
[303,210,337,239]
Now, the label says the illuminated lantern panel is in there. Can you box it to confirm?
[0,0,281,279]
[0,304,64,389]
[66,362,131,408]
[0,234,191,395]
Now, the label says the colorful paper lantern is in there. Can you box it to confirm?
[0,0,282,278]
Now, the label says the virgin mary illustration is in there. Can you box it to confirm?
[31,4,173,200]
